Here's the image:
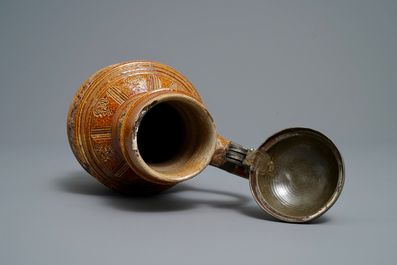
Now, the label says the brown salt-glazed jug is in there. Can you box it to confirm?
[68,61,345,223]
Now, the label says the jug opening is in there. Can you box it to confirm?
[137,102,184,164]
[133,95,217,183]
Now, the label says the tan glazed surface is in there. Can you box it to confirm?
[68,61,219,193]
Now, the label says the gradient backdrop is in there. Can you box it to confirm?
[1,1,396,264]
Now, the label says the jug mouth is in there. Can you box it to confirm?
[121,91,218,184]
[249,128,345,222]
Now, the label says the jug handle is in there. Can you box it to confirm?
[209,135,254,179]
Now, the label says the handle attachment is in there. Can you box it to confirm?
[210,136,256,179]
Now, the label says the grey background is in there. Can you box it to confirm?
[1,0,396,264]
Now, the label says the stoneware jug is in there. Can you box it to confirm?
[67,61,345,223]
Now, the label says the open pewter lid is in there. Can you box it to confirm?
[249,128,345,223]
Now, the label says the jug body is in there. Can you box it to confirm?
[67,61,217,193]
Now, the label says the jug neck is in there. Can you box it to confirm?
[112,90,218,184]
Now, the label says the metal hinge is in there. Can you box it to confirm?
[220,142,256,175]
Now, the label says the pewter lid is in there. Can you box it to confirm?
[249,128,345,222]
